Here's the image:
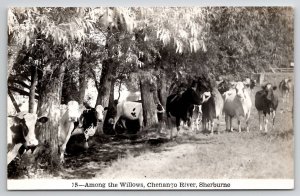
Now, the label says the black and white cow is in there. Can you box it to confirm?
[166,86,202,138]
[112,101,144,133]
[279,78,292,110]
[59,101,105,163]
[201,87,224,135]
[187,104,202,132]
[255,83,279,132]
[244,78,256,91]
[7,112,48,165]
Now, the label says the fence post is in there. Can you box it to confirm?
[258,73,265,85]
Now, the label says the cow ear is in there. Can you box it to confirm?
[273,86,277,90]
[37,116,48,123]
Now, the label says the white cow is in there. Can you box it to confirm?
[223,82,252,132]
[113,101,143,132]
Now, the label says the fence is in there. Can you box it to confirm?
[252,68,294,85]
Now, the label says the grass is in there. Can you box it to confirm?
[95,82,294,179]
[95,129,293,179]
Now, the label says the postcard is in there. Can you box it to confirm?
[7,7,294,190]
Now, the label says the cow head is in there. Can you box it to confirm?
[182,87,201,105]
[9,112,48,147]
[67,101,80,122]
[201,91,212,103]
[281,78,292,90]
[243,78,256,90]
[95,105,105,123]
[263,83,277,101]
[235,82,247,100]
[217,80,231,95]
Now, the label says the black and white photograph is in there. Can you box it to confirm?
[7,7,294,190]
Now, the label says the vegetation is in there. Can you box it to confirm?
[7,7,294,176]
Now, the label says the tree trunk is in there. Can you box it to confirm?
[96,59,114,107]
[157,70,167,107]
[37,62,66,169]
[78,51,87,105]
[108,79,115,107]
[139,71,158,128]
[29,65,38,113]
[7,45,22,79]
[8,89,21,113]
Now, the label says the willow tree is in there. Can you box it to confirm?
[8,7,105,168]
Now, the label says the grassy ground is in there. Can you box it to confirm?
[95,84,294,179]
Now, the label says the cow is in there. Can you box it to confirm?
[255,83,279,132]
[279,78,292,111]
[112,101,144,133]
[217,80,231,95]
[58,101,105,163]
[244,78,256,91]
[166,85,202,138]
[187,104,202,132]
[7,112,48,165]
[201,87,224,135]
[223,81,252,132]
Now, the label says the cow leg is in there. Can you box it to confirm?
[246,117,250,132]
[225,114,229,132]
[202,117,206,132]
[264,114,268,132]
[210,119,214,135]
[238,118,242,133]
[166,116,173,139]
[196,117,200,132]
[176,117,180,137]
[229,117,233,132]
[120,119,127,129]
[258,111,262,131]
[287,92,290,111]
[83,139,89,149]
[59,122,75,163]
[112,113,121,133]
[138,113,144,132]
[272,111,276,130]
[216,117,220,134]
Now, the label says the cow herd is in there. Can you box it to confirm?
[166,77,292,139]
[7,77,293,165]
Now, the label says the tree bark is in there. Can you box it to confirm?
[139,70,158,128]
[7,45,22,79]
[78,51,87,105]
[157,70,167,107]
[108,79,115,107]
[29,65,38,113]
[96,58,114,107]
[37,62,66,169]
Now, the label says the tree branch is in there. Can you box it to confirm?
[8,86,39,99]
[8,89,21,113]
[8,78,31,89]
